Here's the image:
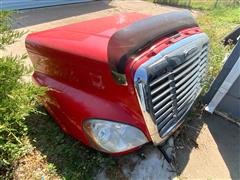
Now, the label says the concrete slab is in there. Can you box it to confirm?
[176,112,240,180]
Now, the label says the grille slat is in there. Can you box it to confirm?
[152,88,172,104]
[134,35,209,141]
[153,94,173,111]
[200,56,208,63]
[154,100,172,117]
[148,44,208,138]
[176,73,199,94]
[174,56,201,81]
[159,120,174,137]
[178,101,192,117]
[177,78,199,100]
[150,73,170,87]
[151,79,171,95]
[155,107,173,123]
[200,50,208,59]
[199,67,207,78]
[157,114,174,130]
[175,66,199,88]
[200,62,207,72]
[177,91,197,112]
[177,84,198,106]
[173,51,201,74]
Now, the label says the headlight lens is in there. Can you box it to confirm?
[83,119,148,153]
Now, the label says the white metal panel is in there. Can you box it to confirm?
[0,0,94,10]
[205,57,240,113]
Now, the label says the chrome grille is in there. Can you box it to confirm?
[134,33,209,144]
[149,44,208,137]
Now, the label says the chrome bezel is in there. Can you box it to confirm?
[134,33,209,145]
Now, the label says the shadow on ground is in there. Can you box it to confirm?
[175,102,240,179]
[22,102,240,179]
[23,106,114,179]
[23,106,176,180]
[206,114,240,179]
[13,1,112,28]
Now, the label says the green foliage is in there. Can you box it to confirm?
[153,0,240,10]
[0,10,113,180]
[25,110,115,179]
[0,11,24,49]
[0,11,45,178]
[197,7,240,93]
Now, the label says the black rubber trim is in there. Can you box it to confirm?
[108,10,198,75]
[223,26,240,46]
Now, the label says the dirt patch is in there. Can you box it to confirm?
[13,148,60,180]
[97,144,177,180]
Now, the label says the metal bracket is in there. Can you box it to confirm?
[157,138,176,171]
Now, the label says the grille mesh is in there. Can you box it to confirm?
[148,44,209,137]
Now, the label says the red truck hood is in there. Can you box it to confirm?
[26,13,149,63]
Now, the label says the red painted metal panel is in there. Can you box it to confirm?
[26,13,201,154]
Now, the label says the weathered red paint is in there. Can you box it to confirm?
[26,13,202,155]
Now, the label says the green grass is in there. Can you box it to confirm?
[1,10,115,180]
[188,0,238,10]
[189,0,216,10]
[151,0,239,10]
[13,107,115,179]
[197,7,240,93]
[0,11,45,179]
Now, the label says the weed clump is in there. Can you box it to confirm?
[0,11,45,178]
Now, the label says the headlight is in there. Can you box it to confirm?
[83,119,148,153]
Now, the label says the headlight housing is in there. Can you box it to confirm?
[83,119,148,153]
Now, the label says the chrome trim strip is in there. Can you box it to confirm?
[134,33,209,145]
